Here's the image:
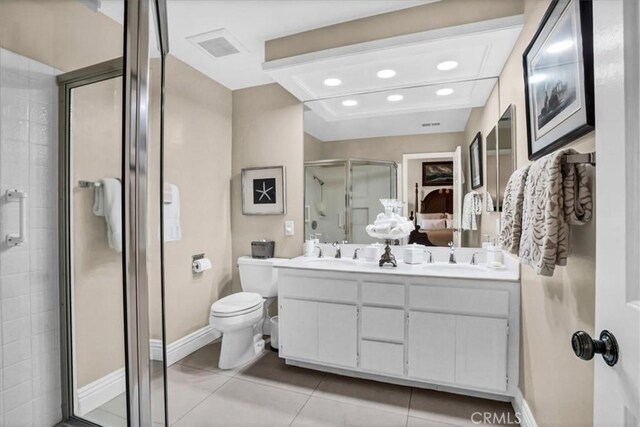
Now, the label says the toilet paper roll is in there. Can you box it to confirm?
[192,258,212,273]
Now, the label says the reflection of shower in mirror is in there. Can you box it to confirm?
[313,175,326,216]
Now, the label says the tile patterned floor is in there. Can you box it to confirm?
[84,341,515,426]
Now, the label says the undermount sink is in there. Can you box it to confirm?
[421,263,488,275]
[302,258,358,267]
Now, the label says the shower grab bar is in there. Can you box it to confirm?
[6,189,27,247]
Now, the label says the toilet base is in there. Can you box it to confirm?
[218,328,265,370]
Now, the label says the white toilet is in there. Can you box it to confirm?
[210,256,286,369]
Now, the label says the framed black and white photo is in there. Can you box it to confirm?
[469,132,483,190]
[242,166,286,215]
[523,0,594,160]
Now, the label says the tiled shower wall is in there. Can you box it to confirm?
[0,48,61,426]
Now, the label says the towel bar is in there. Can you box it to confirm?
[78,180,102,188]
[563,152,596,165]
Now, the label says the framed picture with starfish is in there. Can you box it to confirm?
[241,166,286,215]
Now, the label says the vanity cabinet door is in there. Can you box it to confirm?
[455,316,508,391]
[318,302,358,367]
[279,298,318,361]
[407,311,456,383]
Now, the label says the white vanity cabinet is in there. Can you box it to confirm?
[279,275,359,368]
[277,265,520,400]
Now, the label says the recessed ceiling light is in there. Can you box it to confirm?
[436,88,454,96]
[437,61,458,71]
[342,99,358,107]
[323,78,342,87]
[547,39,573,53]
[376,69,396,79]
[386,94,404,102]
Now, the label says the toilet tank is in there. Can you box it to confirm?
[237,256,288,297]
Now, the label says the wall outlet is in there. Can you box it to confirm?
[284,220,295,236]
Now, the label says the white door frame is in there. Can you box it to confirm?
[592,1,640,425]
[401,151,456,217]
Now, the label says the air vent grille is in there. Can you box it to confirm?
[188,28,247,60]
[197,37,240,58]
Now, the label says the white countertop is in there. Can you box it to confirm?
[276,256,520,282]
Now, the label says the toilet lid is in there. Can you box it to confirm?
[211,292,263,315]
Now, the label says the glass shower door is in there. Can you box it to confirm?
[350,161,397,243]
[304,162,347,243]
[65,73,130,426]
[57,1,169,425]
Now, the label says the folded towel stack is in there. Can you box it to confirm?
[366,212,415,237]
[501,148,592,277]
[462,191,482,231]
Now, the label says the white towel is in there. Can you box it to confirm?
[163,183,181,242]
[93,178,122,253]
[462,191,482,231]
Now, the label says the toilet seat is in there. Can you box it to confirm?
[211,292,263,318]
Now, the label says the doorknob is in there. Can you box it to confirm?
[571,330,619,367]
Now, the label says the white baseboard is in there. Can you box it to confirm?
[76,367,125,416]
[150,325,221,366]
[76,326,219,417]
[512,388,538,427]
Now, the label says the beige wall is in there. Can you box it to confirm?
[148,56,233,344]
[308,132,464,163]
[1,0,235,385]
[0,0,123,73]
[72,78,125,388]
[231,84,304,291]
[304,132,324,161]
[266,0,524,61]
[0,0,126,389]
[461,1,596,425]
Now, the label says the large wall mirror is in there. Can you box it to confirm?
[282,18,526,248]
[302,80,486,247]
[485,105,516,212]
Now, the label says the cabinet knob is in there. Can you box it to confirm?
[571,330,619,367]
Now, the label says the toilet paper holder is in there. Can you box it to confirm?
[192,253,211,274]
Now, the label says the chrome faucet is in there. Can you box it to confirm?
[448,242,457,264]
[353,248,362,260]
[332,241,342,259]
[315,244,323,258]
[470,252,481,265]
[424,250,434,264]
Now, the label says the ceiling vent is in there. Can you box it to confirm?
[188,29,248,59]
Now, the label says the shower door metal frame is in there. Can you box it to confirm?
[57,58,124,427]
[304,159,398,242]
[57,0,169,426]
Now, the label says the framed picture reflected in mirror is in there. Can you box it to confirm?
[422,161,454,186]
[469,132,483,190]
